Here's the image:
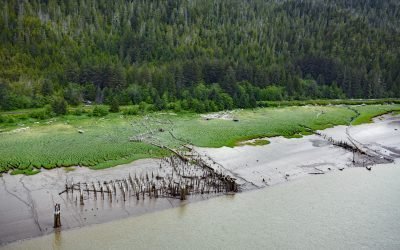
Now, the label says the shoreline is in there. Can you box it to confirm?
[1,179,227,248]
[1,113,399,246]
[4,163,400,250]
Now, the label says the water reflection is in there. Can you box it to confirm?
[52,229,62,250]
[177,203,187,218]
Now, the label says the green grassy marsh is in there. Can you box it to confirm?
[0,104,399,174]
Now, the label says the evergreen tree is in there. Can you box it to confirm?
[109,97,120,113]
[51,98,68,116]
[0,0,399,112]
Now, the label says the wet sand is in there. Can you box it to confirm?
[4,164,400,250]
[1,114,399,246]
[197,114,400,188]
[0,160,221,245]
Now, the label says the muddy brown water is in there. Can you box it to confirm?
[0,159,222,245]
[3,164,400,250]
[1,114,400,248]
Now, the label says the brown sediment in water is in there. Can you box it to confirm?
[0,114,399,246]
[0,154,236,245]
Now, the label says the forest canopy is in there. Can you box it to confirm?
[0,0,399,112]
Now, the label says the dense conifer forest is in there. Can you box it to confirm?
[1,0,399,112]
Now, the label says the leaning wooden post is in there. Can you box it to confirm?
[65,181,69,194]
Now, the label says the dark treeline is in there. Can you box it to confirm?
[0,0,399,112]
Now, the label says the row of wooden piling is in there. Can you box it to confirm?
[60,153,239,205]
[315,132,358,152]
[315,131,393,169]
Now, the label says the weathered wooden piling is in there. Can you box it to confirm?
[53,203,61,228]
[92,182,97,199]
[152,184,158,198]
[107,183,112,202]
[59,146,239,208]
[122,186,126,201]
[86,183,89,195]
[80,189,84,205]
[180,186,186,200]
[113,181,117,195]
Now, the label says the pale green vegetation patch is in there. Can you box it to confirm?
[0,104,399,174]
[63,167,76,172]
[241,139,271,146]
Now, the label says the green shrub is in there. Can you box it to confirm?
[22,114,30,120]
[138,101,152,112]
[92,105,109,117]
[261,86,284,101]
[72,108,85,116]
[29,109,51,120]
[6,115,16,123]
[122,106,139,115]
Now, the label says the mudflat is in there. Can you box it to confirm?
[0,114,399,246]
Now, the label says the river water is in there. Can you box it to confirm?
[4,163,400,250]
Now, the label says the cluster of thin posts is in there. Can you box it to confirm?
[60,155,238,206]
[315,132,357,152]
[315,131,392,168]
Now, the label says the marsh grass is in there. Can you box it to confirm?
[351,105,400,125]
[1,104,399,174]
[0,114,168,174]
[169,106,355,147]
